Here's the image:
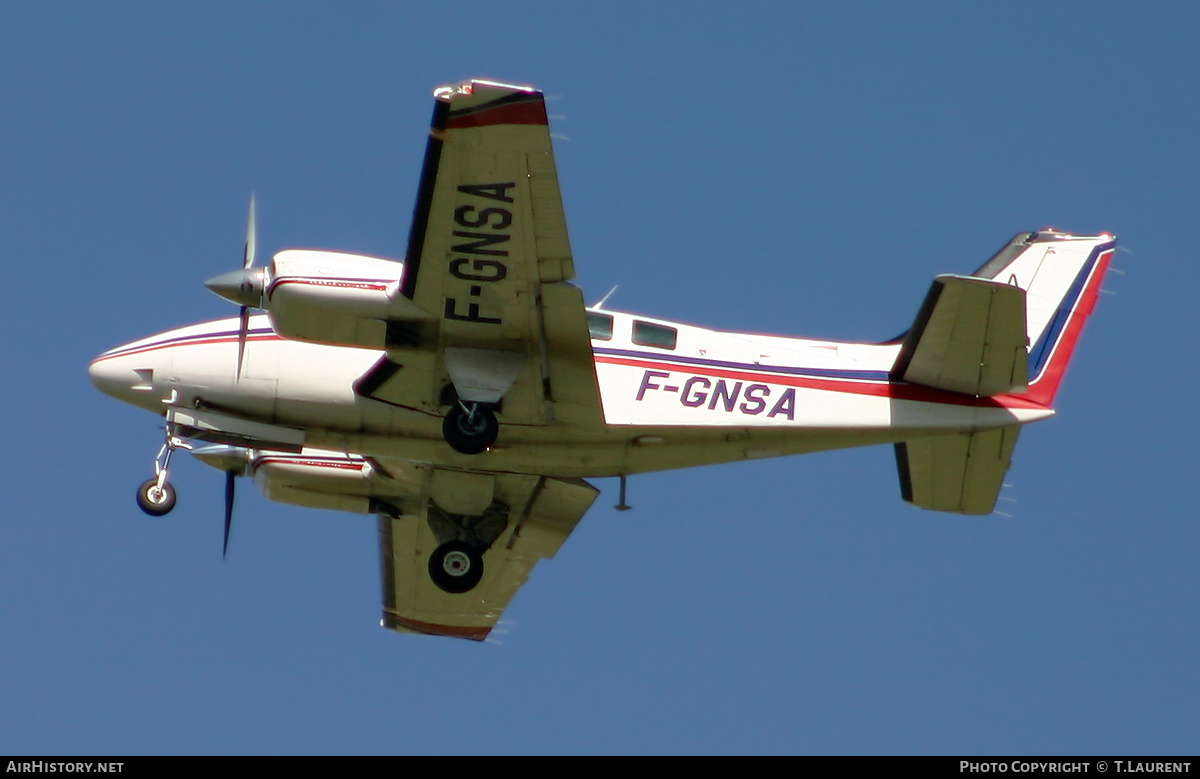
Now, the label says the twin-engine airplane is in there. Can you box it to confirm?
[90,79,1115,641]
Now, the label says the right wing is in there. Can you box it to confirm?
[378,472,598,641]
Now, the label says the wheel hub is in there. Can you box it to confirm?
[456,410,487,435]
[442,550,472,577]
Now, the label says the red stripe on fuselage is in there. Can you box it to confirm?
[92,333,283,363]
[594,354,1050,410]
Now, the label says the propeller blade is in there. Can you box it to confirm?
[223,470,236,559]
[243,193,257,270]
[203,195,265,382]
[236,305,250,379]
[236,194,257,380]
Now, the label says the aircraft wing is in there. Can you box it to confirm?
[361,79,604,429]
[378,473,599,640]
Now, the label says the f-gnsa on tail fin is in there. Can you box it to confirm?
[892,229,1116,514]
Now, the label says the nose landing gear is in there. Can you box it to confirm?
[136,429,190,517]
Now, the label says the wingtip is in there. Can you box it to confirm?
[434,78,540,100]
[380,611,492,642]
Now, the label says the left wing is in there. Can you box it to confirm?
[378,472,598,640]
[361,79,604,430]
[193,441,598,639]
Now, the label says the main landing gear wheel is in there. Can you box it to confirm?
[136,479,177,516]
[442,404,498,455]
[428,541,485,594]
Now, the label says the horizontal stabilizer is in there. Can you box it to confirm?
[895,425,1020,515]
[892,275,1028,397]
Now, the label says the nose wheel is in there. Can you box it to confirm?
[136,428,189,517]
[136,479,177,516]
[442,403,498,455]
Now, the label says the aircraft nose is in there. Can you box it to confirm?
[88,349,163,411]
[88,354,136,401]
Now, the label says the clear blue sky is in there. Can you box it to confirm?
[2,2,1197,755]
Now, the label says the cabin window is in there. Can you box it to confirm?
[632,320,677,350]
[587,312,614,340]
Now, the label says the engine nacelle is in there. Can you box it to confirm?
[266,250,430,349]
[253,449,383,514]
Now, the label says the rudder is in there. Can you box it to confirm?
[971,229,1116,406]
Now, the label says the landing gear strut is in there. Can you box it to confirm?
[136,428,189,517]
[442,402,498,455]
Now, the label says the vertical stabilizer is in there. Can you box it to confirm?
[971,230,1116,406]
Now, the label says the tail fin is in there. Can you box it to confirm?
[971,229,1116,406]
[891,229,1115,515]
[893,229,1115,406]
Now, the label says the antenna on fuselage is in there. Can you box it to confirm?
[615,474,632,512]
[592,285,618,310]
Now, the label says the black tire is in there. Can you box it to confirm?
[428,541,484,594]
[442,404,498,455]
[136,479,176,516]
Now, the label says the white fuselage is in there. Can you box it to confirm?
[89,305,1052,479]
